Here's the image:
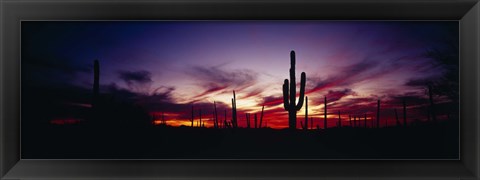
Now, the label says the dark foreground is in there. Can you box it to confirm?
[22,120,458,159]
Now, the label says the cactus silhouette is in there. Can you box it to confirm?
[199,109,202,127]
[428,85,437,122]
[364,113,367,128]
[304,96,308,131]
[310,117,313,129]
[162,112,166,125]
[93,59,99,109]
[349,115,352,127]
[338,111,341,127]
[224,109,227,129]
[394,108,400,127]
[246,113,251,128]
[254,114,258,129]
[324,96,327,129]
[259,105,264,128]
[403,98,407,126]
[231,91,238,128]
[265,117,268,128]
[191,105,194,127]
[214,101,218,128]
[353,115,357,128]
[282,51,306,130]
[376,99,380,128]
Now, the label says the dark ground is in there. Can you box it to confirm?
[21,120,459,159]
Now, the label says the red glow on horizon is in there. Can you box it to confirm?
[50,118,83,125]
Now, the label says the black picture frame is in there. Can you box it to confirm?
[1,0,478,179]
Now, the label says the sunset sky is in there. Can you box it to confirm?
[21,21,459,129]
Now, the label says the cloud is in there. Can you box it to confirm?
[117,70,153,93]
[325,89,356,102]
[405,77,434,87]
[240,88,264,99]
[22,54,92,87]
[306,59,379,94]
[118,70,152,84]
[260,95,284,107]
[187,65,258,99]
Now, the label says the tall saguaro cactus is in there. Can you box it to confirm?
[403,98,407,126]
[364,113,367,128]
[246,113,251,128]
[259,105,265,128]
[394,108,400,127]
[214,101,218,128]
[376,100,380,128]
[337,111,341,127]
[304,96,308,130]
[93,60,100,108]
[224,109,227,129]
[283,51,306,130]
[349,115,352,127]
[232,91,238,128]
[428,85,437,122]
[199,109,202,127]
[191,105,194,127]
[310,117,313,129]
[324,96,327,129]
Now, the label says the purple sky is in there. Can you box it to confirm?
[22,21,459,128]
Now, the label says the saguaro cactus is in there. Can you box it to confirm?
[338,111,341,127]
[403,98,407,126]
[199,109,202,127]
[310,117,313,129]
[364,113,367,128]
[93,59,100,108]
[191,105,194,127]
[232,91,238,128]
[376,100,380,128]
[304,96,308,131]
[428,85,437,122]
[259,105,265,128]
[246,113,251,128]
[353,115,357,127]
[283,51,306,130]
[214,101,218,128]
[349,115,352,127]
[224,109,227,129]
[162,112,166,125]
[394,108,400,127]
[324,96,327,129]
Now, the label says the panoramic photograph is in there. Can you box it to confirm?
[21,21,459,159]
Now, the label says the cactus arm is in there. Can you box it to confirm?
[283,79,290,110]
[295,72,306,110]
